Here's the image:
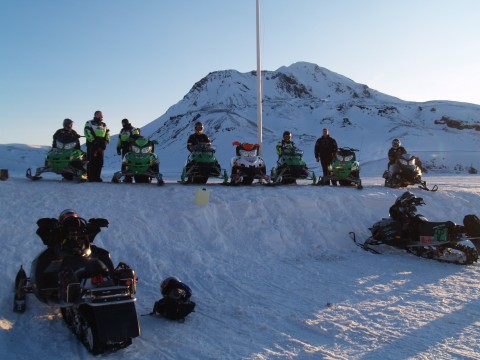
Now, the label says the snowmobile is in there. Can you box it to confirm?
[13,211,140,354]
[26,141,87,181]
[270,146,316,185]
[111,136,164,185]
[383,153,435,191]
[229,141,269,185]
[319,147,362,189]
[179,143,228,184]
[351,191,480,264]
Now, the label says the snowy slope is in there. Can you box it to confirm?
[1,157,480,359]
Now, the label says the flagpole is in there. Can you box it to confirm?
[256,0,263,154]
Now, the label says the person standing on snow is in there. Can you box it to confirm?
[314,128,338,185]
[84,110,110,182]
[116,118,140,157]
[187,121,211,152]
[52,118,81,150]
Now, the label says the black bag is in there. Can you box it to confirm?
[464,214,480,237]
[153,297,196,320]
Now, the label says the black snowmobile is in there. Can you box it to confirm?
[13,210,140,354]
[383,153,436,191]
[352,192,480,264]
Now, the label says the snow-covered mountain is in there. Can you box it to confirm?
[135,61,480,173]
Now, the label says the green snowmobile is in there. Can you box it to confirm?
[111,136,164,185]
[320,147,363,189]
[26,141,87,181]
[179,143,228,184]
[270,146,316,185]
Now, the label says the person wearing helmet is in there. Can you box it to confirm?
[314,128,338,184]
[187,121,211,152]
[276,131,296,157]
[52,119,81,149]
[116,118,140,157]
[84,110,110,182]
[152,277,196,320]
[388,139,407,167]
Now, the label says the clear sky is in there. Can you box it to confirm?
[1,0,479,145]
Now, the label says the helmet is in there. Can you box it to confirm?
[283,131,292,139]
[160,276,181,296]
[194,122,203,133]
[121,118,129,126]
[392,139,401,148]
[63,118,73,128]
[58,209,81,228]
[94,110,103,119]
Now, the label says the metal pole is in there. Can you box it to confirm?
[256,0,263,154]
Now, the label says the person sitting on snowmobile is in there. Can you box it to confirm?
[187,121,211,152]
[276,131,297,157]
[385,138,407,183]
[152,277,196,321]
[116,118,140,157]
[52,118,81,149]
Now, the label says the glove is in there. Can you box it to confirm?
[117,149,121,155]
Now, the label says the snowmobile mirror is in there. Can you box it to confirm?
[88,218,109,228]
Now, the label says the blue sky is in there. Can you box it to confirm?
[1,0,479,145]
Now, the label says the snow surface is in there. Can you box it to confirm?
[1,147,480,360]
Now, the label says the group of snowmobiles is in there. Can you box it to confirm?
[13,210,195,355]
[24,132,435,192]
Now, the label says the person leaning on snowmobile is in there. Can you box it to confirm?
[276,131,296,157]
[84,110,110,182]
[152,277,195,321]
[314,128,338,185]
[52,118,81,149]
[187,121,211,152]
[116,118,140,157]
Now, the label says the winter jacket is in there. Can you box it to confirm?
[388,146,407,165]
[187,133,211,152]
[314,135,338,164]
[276,140,296,156]
[116,124,140,151]
[84,118,110,149]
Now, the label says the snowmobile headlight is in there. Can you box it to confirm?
[240,150,256,157]
[409,158,416,165]
[336,154,344,161]
[132,145,141,154]
[344,155,354,161]
[63,142,77,150]
[141,146,152,154]
[399,158,408,166]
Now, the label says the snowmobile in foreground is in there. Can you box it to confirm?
[26,141,87,181]
[179,143,228,184]
[351,192,480,264]
[111,136,164,185]
[383,153,436,191]
[319,147,362,189]
[14,211,140,354]
[229,141,270,185]
[270,146,316,185]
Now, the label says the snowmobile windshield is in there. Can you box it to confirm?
[192,143,215,152]
[56,141,77,150]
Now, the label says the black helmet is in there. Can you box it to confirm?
[63,118,73,128]
[283,131,292,139]
[392,138,401,148]
[58,209,81,228]
[121,118,129,126]
[160,276,181,296]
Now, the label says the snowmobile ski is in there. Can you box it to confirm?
[349,232,380,254]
